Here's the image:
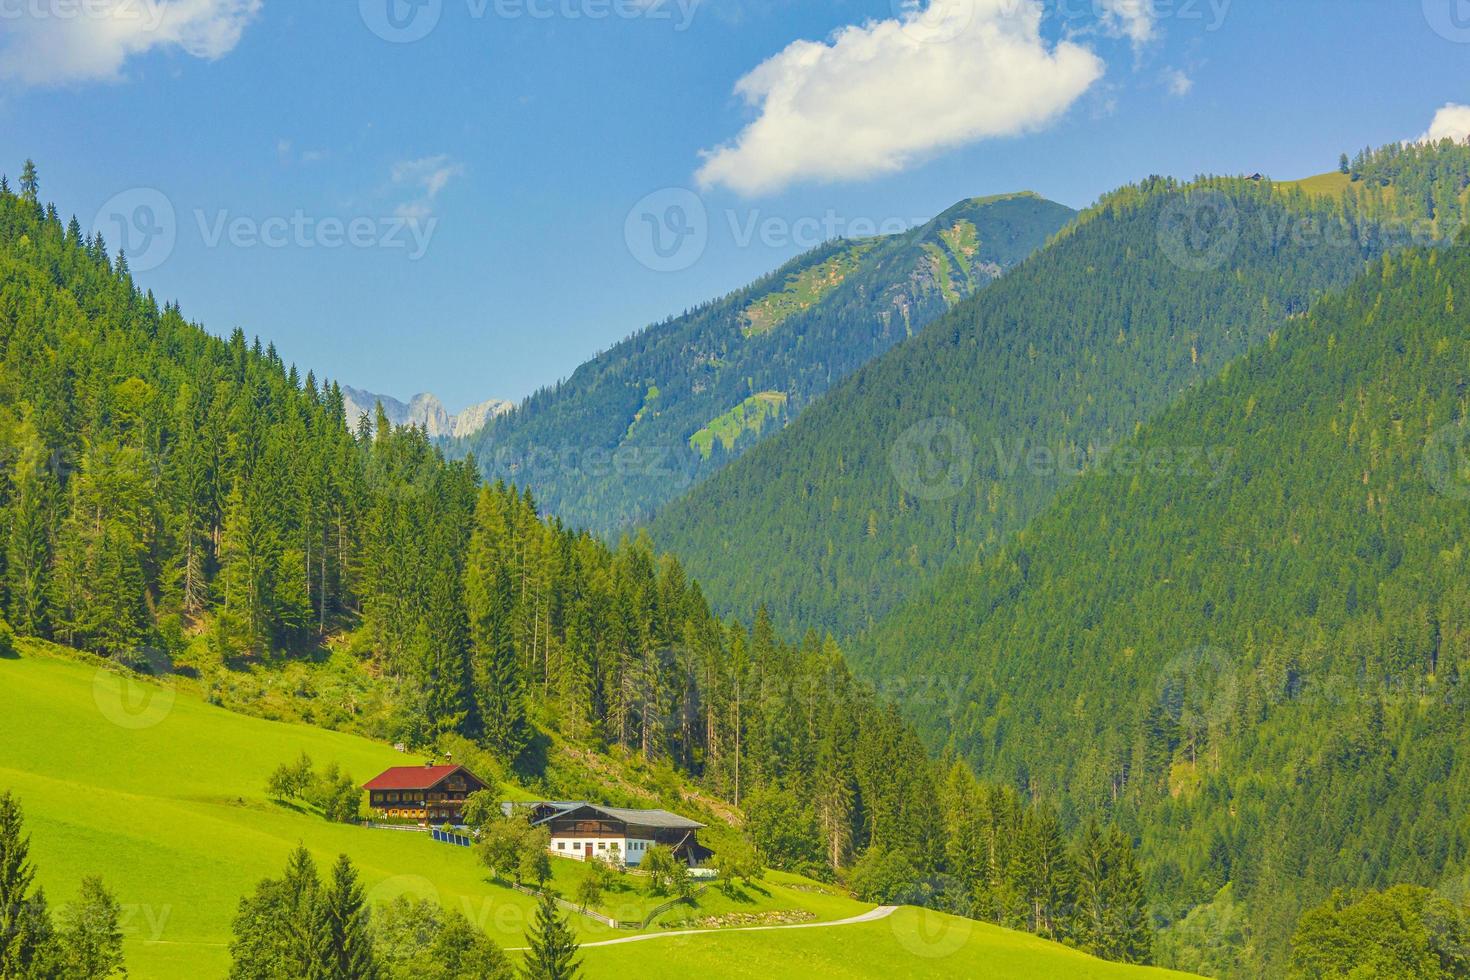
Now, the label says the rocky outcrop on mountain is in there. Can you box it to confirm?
[341,386,511,439]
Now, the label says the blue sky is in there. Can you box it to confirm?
[1,0,1467,408]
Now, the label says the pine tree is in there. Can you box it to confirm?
[320,855,377,980]
[519,891,579,980]
[18,159,37,204]
[1019,804,1072,940]
[814,711,856,870]
[1069,821,1111,958]
[5,414,58,636]
[58,875,127,979]
[465,487,529,761]
[0,793,56,977]
[1106,828,1153,965]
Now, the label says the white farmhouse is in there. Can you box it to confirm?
[503,801,711,867]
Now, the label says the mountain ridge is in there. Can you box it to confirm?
[340,384,511,439]
[451,191,1077,531]
[647,171,1420,638]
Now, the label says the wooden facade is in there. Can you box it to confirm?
[510,801,713,867]
[362,764,487,825]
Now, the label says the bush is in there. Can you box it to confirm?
[0,618,17,658]
[476,813,549,886]
[848,847,922,905]
[1289,885,1470,979]
[714,838,763,896]
[640,845,684,896]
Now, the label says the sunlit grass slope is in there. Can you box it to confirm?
[0,646,866,977]
[584,906,1202,979]
[0,646,1199,979]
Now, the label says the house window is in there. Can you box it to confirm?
[598,842,606,850]
[557,842,566,850]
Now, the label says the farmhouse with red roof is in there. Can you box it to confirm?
[362,762,488,825]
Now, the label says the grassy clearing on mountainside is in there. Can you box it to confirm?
[739,245,871,336]
[689,391,788,458]
[1277,170,1354,197]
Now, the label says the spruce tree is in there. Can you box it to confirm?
[465,486,528,761]
[519,891,579,980]
[1106,828,1153,965]
[18,159,37,204]
[58,875,127,979]
[0,793,56,978]
[320,855,377,980]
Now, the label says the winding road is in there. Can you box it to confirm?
[508,904,900,951]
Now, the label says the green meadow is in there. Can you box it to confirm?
[582,907,1200,979]
[0,646,1195,978]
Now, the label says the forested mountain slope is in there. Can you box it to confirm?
[650,163,1448,638]
[0,168,1160,970]
[856,233,1470,976]
[452,193,1074,531]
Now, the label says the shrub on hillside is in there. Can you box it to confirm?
[848,847,922,905]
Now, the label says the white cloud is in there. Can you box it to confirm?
[1164,68,1193,97]
[1098,0,1157,47]
[695,0,1104,197]
[391,155,465,219]
[1419,103,1470,145]
[0,0,260,87]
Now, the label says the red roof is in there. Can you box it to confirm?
[362,765,470,791]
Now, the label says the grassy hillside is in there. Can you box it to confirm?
[853,238,1470,974]
[0,645,873,975]
[0,646,1187,979]
[453,193,1074,532]
[690,391,788,458]
[582,907,1201,979]
[650,174,1407,639]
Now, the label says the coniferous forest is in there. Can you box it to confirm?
[649,161,1464,640]
[0,167,1153,969]
[5,139,1470,979]
[7,2,1470,976]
